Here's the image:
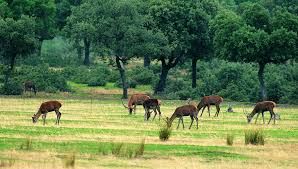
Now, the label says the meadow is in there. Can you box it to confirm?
[0,92,298,169]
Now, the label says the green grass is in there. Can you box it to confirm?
[0,96,298,168]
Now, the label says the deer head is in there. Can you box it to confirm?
[32,114,38,123]
[242,107,252,123]
[121,99,133,114]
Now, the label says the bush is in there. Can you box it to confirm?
[87,77,107,87]
[0,79,23,95]
[159,121,172,141]
[245,129,265,145]
[226,134,234,146]
[20,138,33,150]
[128,66,155,85]
[114,79,137,88]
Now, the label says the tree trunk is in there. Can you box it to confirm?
[116,56,128,99]
[83,38,90,65]
[192,56,198,88]
[258,63,267,101]
[154,65,169,94]
[4,55,16,85]
[75,39,82,61]
[144,55,151,67]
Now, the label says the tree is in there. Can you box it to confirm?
[149,0,212,93]
[0,16,37,84]
[211,3,297,100]
[64,2,96,65]
[1,0,56,55]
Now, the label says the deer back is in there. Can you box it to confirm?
[128,94,150,107]
[39,101,62,113]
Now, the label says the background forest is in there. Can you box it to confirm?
[0,0,297,104]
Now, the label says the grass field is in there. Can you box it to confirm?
[0,96,298,169]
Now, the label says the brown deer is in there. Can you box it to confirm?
[32,101,62,125]
[24,81,37,95]
[245,101,277,124]
[121,94,150,114]
[166,105,198,129]
[143,99,162,121]
[197,95,223,117]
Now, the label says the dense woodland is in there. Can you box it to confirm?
[0,0,297,103]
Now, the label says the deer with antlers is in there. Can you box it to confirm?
[197,95,223,117]
[121,94,150,114]
[166,105,198,129]
[143,99,162,121]
[245,101,277,124]
[32,101,62,125]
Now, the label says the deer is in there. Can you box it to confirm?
[166,105,198,129]
[32,100,62,125]
[121,94,150,114]
[245,101,277,124]
[197,95,223,117]
[24,81,37,95]
[143,99,162,121]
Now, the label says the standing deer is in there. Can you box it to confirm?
[197,95,223,117]
[24,81,37,95]
[32,101,62,125]
[143,99,162,121]
[166,105,198,129]
[245,101,277,124]
[121,94,150,114]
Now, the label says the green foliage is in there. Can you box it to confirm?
[0,78,23,95]
[87,77,107,87]
[128,66,155,85]
[245,129,265,145]
[114,79,137,89]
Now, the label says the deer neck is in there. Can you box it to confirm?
[168,114,177,126]
[197,102,204,111]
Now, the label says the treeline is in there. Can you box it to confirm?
[0,0,297,102]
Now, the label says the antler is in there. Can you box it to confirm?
[121,98,129,109]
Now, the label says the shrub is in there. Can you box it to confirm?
[0,79,23,95]
[159,124,172,141]
[135,139,145,157]
[245,129,265,145]
[114,79,137,88]
[87,77,107,87]
[226,134,234,146]
[129,66,155,85]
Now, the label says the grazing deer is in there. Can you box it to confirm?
[32,101,62,125]
[143,99,162,121]
[166,105,198,129]
[245,101,277,124]
[197,95,223,117]
[24,81,37,95]
[121,94,150,114]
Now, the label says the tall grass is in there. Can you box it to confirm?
[226,134,234,146]
[159,122,172,141]
[245,129,265,145]
[98,139,146,158]
[20,138,32,150]
[64,153,76,168]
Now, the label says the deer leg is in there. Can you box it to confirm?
[207,105,210,117]
[200,106,206,117]
[55,110,61,125]
[144,108,148,121]
[177,118,181,129]
[42,113,47,126]
[181,117,185,129]
[262,112,265,124]
[270,110,276,125]
[215,105,220,117]
[133,105,137,114]
[189,116,194,129]
[255,113,260,124]
[157,106,162,121]
[152,109,158,121]
[195,116,198,129]
[268,113,272,124]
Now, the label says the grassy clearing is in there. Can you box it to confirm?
[0,96,298,168]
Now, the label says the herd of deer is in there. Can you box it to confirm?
[31,92,279,129]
